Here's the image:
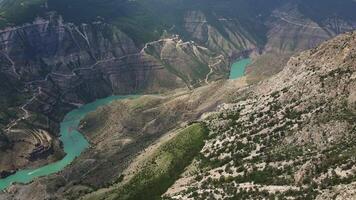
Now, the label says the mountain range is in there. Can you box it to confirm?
[0,0,355,199]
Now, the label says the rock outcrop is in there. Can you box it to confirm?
[0,0,356,197]
[247,2,356,83]
[0,14,229,175]
[184,10,258,57]
[0,78,248,199]
[165,31,356,199]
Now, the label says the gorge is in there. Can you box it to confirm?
[0,56,249,191]
[0,95,140,190]
[0,0,355,199]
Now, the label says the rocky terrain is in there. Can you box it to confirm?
[246,2,356,83]
[0,14,230,176]
[0,0,355,199]
[0,77,248,199]
[163,31,356,199]
[183,10,258,57]
[2,31,354,200]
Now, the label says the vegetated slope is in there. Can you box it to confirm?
[0,0,259,176]
[0,15,229,176]
[0,0,268,44]
[0,0,355,191]
[0,79,248,199]
[100,123,208,200]
[165,32,356,199]
[10,31,353,200]
[1,0,355,48]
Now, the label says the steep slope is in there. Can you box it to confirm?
[0,28,355,200]
[2,0,355,53]
[0,0,356,192]
[165,31,356,199]
[246,1,356,83]
[0,14,229,176]
[0,79,248,199]
[0,0,270,45]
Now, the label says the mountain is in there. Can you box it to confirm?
[1,30,355,200]
[0,0,355,198]
[0,9,234,173]
[164,31,356,200]
[1,0,356,47]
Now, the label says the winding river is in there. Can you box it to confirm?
[0,59,251,190]
[229,58,251,79]
[0,95,136,191]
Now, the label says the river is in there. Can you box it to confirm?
[0,58,251,190]
[229,58,251,79]
[0,95,136,191]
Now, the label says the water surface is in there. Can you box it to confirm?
[229,58,251,79]
[0,95,136,190]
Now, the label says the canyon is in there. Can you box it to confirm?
[0,0,355,199]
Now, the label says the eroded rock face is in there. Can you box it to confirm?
[246,2,356,83]
[0,1,355,197]
[0,79,249,200]
[0,14,230,175]
[184,10,258,57]
[265,3,356,54]
[165,32,356,199]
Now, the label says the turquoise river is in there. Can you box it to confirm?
[0,58,250,190]
[0,95,136,191]
[229,58,251,79]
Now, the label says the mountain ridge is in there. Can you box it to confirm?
[2,31,353,200]
[165,31,356,199]
[0,1,355,199]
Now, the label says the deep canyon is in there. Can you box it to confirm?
[0,0,355,199]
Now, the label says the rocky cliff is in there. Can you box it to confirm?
[0,29,355,200]
[165,31,356,199]
[0,0,356,196]
[0,78,250,200]
[246,2,356,83]
[0,14,229,176]
[183,10,259,58]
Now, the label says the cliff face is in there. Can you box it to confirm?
[246,2,356,83]
[0,0,356,196]
[0,25,355,200]
[183,10,259,58]
[0,15,229,175]
[265,3,356,53]
[12,30,352,200]
[0,79,249,200]
[166,31,356,199]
